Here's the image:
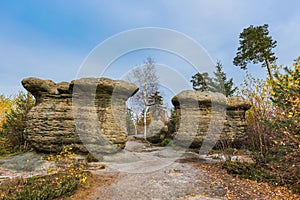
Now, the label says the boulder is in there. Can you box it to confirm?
[146,105,169,143]
[171,90,251,149]
[22,77,138,154]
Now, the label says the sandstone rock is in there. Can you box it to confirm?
[22,77,138,154]
[146,105,169,143]
[171,90,251,149]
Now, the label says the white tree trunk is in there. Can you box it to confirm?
[143,84,147,140]
[143,106,147,140]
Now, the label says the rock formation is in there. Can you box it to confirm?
[22,77,138,154]
[171,90,251,149]
[145,105,169,143]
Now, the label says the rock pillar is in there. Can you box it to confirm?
[22,77,138,154]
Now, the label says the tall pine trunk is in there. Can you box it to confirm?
[265,58,273,80]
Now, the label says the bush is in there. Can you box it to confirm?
[160,138,171,146]
[239,71,275,155]
[0,137,13,156]
[268,58,299,144]
[0,95,14,133]
[0,146,87,199]
[222,161,279,185]
[264,58,300,194]
[1,92,34,151]
[237,57,300,194]
[0,174,80,200]
[47,146,87,184]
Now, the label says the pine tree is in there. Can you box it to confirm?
[211,61,237,96]
[190,62,237,96]
[233,24,277,80]
[190,72,213,92]
[149,91,163,106]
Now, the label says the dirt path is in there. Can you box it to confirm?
[70,139,228,200]
[69,138,299,200]
[1,138,299,200]
[70,159,299,200]
[88,162,226,200]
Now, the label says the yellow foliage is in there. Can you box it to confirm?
[47,146,87,184]
[241,58,300,193]
[271,57,300,127]
[138,112,151,126]
[0,96,14,131]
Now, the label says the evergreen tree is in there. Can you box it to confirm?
[233,24,277,80]
[211,61,237,96]
[149,91,163,106]
[190,62,237,96]
[190,72,213,92]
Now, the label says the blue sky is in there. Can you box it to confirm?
[1,0,300,97]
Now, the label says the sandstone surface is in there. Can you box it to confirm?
[22,77,138,154]
[145,105,169,143]
[171,90,251,150]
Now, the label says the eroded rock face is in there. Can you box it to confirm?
[22,77,138,154]
[171,90,251,149]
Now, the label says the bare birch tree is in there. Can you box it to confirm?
[125,57,159,140]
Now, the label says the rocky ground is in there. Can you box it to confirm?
[88,161,227,200]
[0,138,299,200]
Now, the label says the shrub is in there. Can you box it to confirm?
[236,57,300,194]
[222,161,279,185]
[0,95,14,155]
[0,146,87,199]
[0,174,79,200]
[268,58,300,144]
[47,146,87,184]
[160,138,171,146]
[0,174,80,200]
[0,95,14,133]
[264,58,300,194]
[0,137,13,156]
[1,92,34,150]
[239,71,275,155]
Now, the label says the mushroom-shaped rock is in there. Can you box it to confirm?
[22,78,63,104]
[22,77,138,154]
[171,90,251,149]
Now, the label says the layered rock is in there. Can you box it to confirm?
[171,90,251,149]
[22,77,138,154]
